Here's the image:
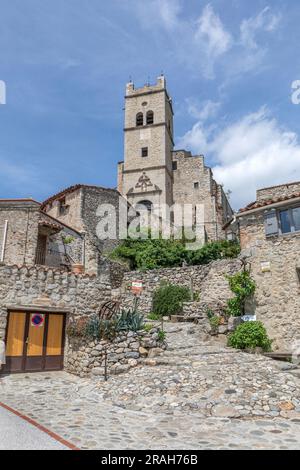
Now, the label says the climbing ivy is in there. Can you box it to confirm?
[225,270,256,317]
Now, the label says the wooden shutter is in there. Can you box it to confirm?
[264,210,279,236]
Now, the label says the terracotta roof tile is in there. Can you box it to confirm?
[40,184,119,210]
[239,192,300,213]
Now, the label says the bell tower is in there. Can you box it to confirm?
[117,75,174,211]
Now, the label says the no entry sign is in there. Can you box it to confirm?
[31,313,45,328]
[131,281,143,295]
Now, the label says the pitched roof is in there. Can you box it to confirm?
[40,184,119,210]
[239,192,300,214]
[38,210,82,235]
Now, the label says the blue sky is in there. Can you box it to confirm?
[0,0,300,209]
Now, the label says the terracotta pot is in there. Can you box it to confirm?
[72,264,85,274]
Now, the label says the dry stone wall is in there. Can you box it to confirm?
[120,259,241,315]
[65,326,166,378]
[0,265,111,341]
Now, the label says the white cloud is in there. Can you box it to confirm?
[135,0,181,31]
[195,4,233,58]
[132,2,282,81]
[240,6,281,50]
[178,108,300,210]
[186,99,221,121]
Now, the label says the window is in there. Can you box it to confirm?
[146,110,154,125]
[58,198,67,215]
[279,206,300,234]
[279,210,291,233]
[141,147,148,158]
[194,182,199,189]
[172,161,177,171]
[136,112,143,127]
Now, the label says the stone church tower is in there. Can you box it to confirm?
[117,75,174,211]
[118,76,234,241]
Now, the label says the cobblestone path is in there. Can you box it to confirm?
[1,323,300,449]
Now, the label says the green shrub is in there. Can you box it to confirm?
[152,283,191,317]
[157,329,166,342]
[148,312,162,321]
[110,238,240,271]
[228,321,272,352]
[187,240,240,266]
[209,316,221,331]
[143,323,153,332]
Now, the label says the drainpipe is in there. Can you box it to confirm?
[0,220,8,263]
[81,232,86,268]
[23,209,30,265]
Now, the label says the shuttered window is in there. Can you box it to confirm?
[264,210,279,236]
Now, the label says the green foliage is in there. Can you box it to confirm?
[206,308,215,320]
[148,313,162,321]
[116,309,144,332]
[157,329,166,342]
[226,271,256,317]
[228,321,272,352]
[110,238,240,271]
[62,235,74,245]
[193,291,201,302]
[143,323,153,332]
[67,309,144,342]
[152,283,191,317]
[186,240,241,266]
[209,315,221,330]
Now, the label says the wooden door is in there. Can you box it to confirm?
[3,312,65,373]
[4,312,26,372]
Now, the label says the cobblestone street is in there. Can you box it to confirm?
[1,323,300,450]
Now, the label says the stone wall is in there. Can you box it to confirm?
[120,259,241,315]
[43,185,126,275]
[65,326,166,378]
[239,210,300,352]
[0,265,111,341]
[172,151,233,241]
[257,181,300,202]
[0,200,40,266]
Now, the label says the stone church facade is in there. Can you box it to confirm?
[118,75,233,241]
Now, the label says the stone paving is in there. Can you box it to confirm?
[1,323,300,449]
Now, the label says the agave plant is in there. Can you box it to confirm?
[116,309,144,332]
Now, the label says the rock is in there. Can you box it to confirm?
[128,359,138,367]
[228,316,242,332]
[212,405,241,418]
[163,316,170,321]
[125,352,139,359]
[144,359,157,366]
[218,325,228,335]
[279,401,295,411]
[139,346,148,357]
[148,348,164,358]
[91,367,104,376]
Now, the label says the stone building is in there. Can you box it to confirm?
[0,198,83,269]
[41,184,128,275]
[237,181,300,352]
[117,75,233,241]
